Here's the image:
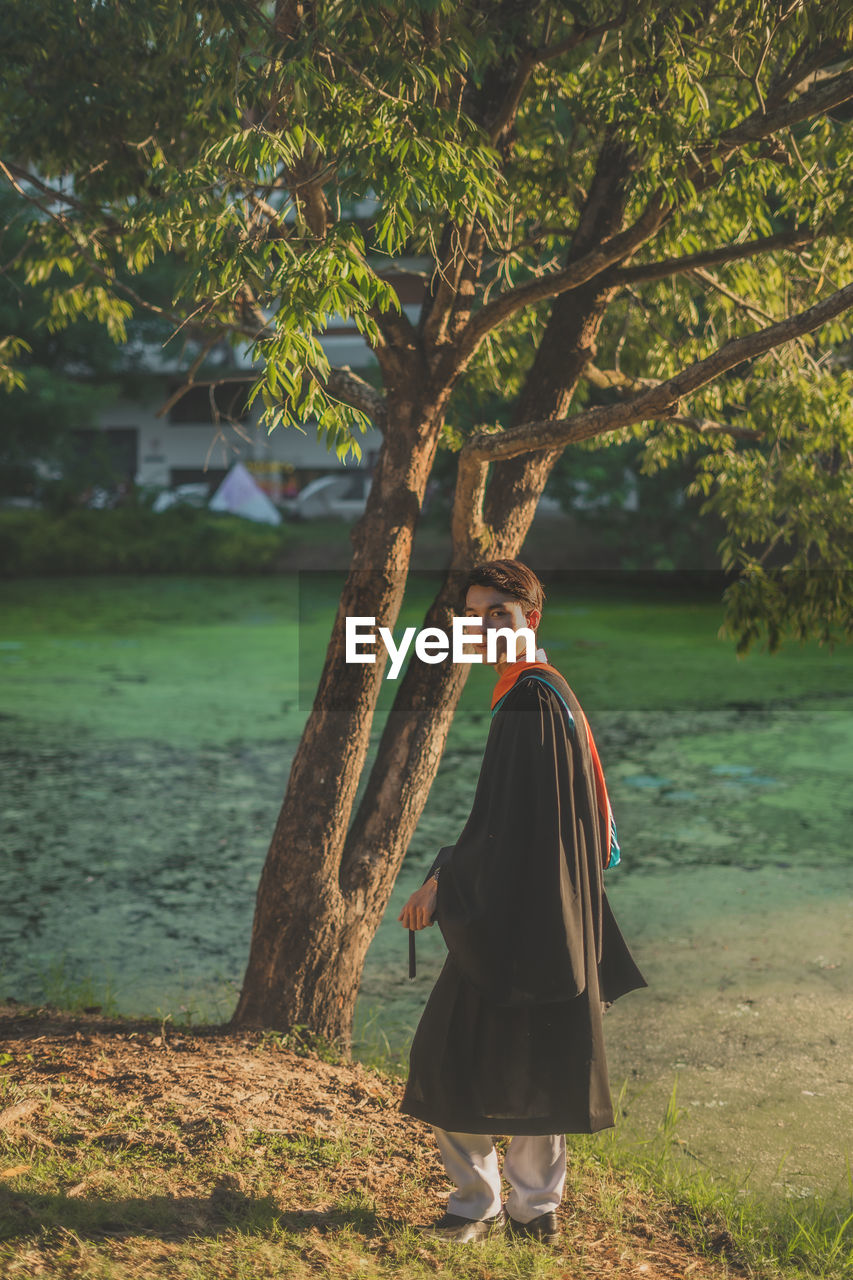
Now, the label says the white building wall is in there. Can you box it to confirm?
[97,317,405,490]
[101,393,383,489]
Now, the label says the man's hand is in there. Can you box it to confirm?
[398,877,438,931]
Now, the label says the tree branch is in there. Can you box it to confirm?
[766,37,848,109]
[486,55,537,149]
[583,365,660,394]
[612,228,815,286]
[666,414,762,442]
[1,160,110,220]
[485,6,631,146]
[452,66,853,370]
[324,366,387,430]
[453,278,853,521]
[446,224,488,343]
[530,4,630,65]
[421,219,479,347]
[158,364,386,431]
[688,265,777,325]
[426,6,626,348]
[452,196,668,367]
[689,65,853,170]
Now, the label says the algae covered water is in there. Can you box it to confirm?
[1,575,851,1202]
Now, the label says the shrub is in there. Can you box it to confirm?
[0,506,292,575]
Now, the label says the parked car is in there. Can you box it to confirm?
[286,472,373,520]
[151,483,211,512]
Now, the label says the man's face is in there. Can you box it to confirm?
[462,584,540,665]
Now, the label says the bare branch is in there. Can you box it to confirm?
[612,229,815,286]
[666,414,762,442]
[531,3,631,65]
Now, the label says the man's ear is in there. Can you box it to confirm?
[525,607,541,633]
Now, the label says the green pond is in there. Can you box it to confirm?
[1,575,851,1204]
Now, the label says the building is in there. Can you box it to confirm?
[82,263,428,500]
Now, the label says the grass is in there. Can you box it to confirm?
[1,1026,852,1280]
[35,964,121,1021]
[0,575,303,744]
[583,1080,853,1279]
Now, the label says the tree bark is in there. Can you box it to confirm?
[228,309,609,1047]
[459,136,632,554]
[323,283,618,1051]
[230,375,450,1042]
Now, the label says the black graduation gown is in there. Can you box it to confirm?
[400,670,647,1135]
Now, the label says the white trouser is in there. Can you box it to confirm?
[432,1126,567,1223]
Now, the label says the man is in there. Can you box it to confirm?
[398,559,647,1245]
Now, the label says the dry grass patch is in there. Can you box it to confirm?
[1,1002,751,1278]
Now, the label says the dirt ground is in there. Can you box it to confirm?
[603,864,853,1202]
[0,1002,747,1279]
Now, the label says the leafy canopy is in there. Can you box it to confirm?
[2,0,853,645]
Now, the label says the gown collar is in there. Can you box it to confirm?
[490,648,566,709]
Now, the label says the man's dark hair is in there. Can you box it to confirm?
[457,559,546,616]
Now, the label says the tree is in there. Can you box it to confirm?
[3,0,852,1045]
[0,188,122,500]
[0,187,185,504]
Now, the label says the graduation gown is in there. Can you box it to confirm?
[400,665,647,1135]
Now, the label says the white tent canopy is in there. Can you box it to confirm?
[209,463,282,525]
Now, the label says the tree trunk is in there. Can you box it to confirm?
[230,381,448,1042]
[328,295,614,1041]
[335,176,637,1006]
[482,138,633,542]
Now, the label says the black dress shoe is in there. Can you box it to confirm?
[417,1208,506,1242]
[506,1209,560,1244]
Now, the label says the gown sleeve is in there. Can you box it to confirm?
[423,844,455,885]
[433,678,603,1007]
[407,845,457,979]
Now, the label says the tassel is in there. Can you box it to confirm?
[409,928,416,978]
